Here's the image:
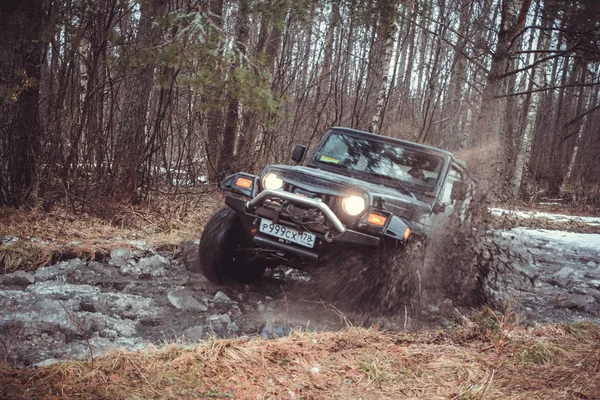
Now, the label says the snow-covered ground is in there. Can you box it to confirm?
[500,227,600,253]
[492,225,600,325]
[490,207,600,226]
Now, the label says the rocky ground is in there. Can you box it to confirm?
[1,226,599,368]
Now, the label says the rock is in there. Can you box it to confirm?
[428,304,440,313]
[128,240,148,250]
[1,270,35,286]
[553,293,595,310]
[67,259,86,269]
[183,326,204,341]
[586,288,600,303]
[205,314,233,336]
[207,314,231,325]
[588,280,600,289]
[260,320,291,339]
[80,301,96,313]
[548,267,576,287]
[88,261,104,269]
[585,270,600,280]
[109,247,133,268]
[167,289,208,311]
[120,311,137,320]
[180,240,200,273]
[34,358,60,367]
[213,291,235,304]
[586,261,597,268]
[570,287,590,295]
[137,254,168,270]
[121,258,167,278]
[256,301,266,312]
[227,322,240,333]
[28,281,101,300]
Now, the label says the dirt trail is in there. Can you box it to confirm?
[1,228,599,367]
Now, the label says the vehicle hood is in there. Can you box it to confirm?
[262,165,432,220]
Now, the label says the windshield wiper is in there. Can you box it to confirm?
[317,161,360,178]
[368,173,414,196]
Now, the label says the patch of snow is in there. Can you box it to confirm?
[501,227,600,252]
[1,235,19,245]
[490,208,600,226]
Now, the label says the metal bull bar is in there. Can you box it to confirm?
[246,189,346,234]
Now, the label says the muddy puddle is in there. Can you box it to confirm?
[1,228,599,367]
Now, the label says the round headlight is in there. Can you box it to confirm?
[342,196,366,216]
[262,173,283,190]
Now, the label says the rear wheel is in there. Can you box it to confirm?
[198,207,266,284]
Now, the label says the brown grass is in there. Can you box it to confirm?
[0,194,223,272]
[0,322,598,399]
[488,213,600,234]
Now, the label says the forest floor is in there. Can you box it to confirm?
[1,196,599,399]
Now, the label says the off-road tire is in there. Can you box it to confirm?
[199,207,266,284]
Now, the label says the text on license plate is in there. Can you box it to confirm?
[258,219,316,248]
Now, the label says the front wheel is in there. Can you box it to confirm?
[198,207,265,284]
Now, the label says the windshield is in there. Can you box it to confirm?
[314,132,445,194]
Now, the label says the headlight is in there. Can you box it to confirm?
[342,196,366,216]
[262,172,283,190]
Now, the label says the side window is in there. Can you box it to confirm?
[441,166,463,204]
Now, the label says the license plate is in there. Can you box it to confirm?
[258,218,316,248]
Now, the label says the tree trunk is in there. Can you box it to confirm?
[511,10,548,197]
[560,68,593,193]
[370,0,401,134]
[218,0,251,178]
[114,0,166,201]
[470,0,531,192]
[0,1,46,206]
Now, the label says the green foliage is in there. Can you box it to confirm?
[168,8,279,116]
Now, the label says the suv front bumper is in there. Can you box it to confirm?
[225,194,380,261]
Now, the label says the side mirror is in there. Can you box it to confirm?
[451,181,467,201]
[291,144,306,163]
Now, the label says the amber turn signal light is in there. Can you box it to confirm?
[367,213,387,226]
[403,228,411,240]
[235,177,253,189]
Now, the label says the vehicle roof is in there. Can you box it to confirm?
[329,126,456,159]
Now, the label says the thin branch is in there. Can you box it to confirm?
[509,23,600,47]
[498,44,579,78]
[515,49,573,54]
[407,5,480,50]
[564,103,600,126]
[396,11,490,74]
[496,81,600,98]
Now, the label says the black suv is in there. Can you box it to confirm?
[198,127,471,284]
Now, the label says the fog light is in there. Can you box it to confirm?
[367,213,387,226]
[235,177,253,189]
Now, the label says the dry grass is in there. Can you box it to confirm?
[0,322,598,400]
[0,194,222,272]
[488,212,600,234]
[517,341,567,364]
